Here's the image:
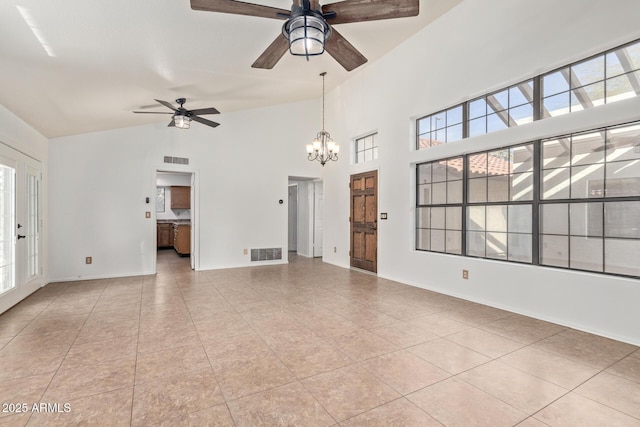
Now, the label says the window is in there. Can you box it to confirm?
[417,105,463,149]
[354,133,378,163]
[416,39,640,151]
[542,40,640,117]
[416,157,463,254]
[156,187,165,213]
[415,122,640,278]
[468,80,535,138]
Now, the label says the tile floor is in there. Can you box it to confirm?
[0,251,639,426]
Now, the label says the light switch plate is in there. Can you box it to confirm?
[145,211,151,218]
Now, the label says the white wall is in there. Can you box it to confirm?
[291,180,313,257]
[322,0,640,345]
[0,104,48,286]
[48,98,324,280]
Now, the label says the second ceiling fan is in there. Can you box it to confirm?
[190,0,420,71]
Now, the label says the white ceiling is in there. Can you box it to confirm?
[0,0,461,138]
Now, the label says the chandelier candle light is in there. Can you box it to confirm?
[307,72,339,166]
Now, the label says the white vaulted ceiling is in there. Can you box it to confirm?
[0,0,461,138]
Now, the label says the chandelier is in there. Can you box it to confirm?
[306,72,339,166]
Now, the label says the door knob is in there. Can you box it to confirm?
[17,235,26,239]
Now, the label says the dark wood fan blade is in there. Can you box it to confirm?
[251,34,289,69]
[133,111,174,114]
[190,0,289,19]
[325,29,367,71]
[191,115,220,128]
[154,99,177,111]
[188,107,220,115]
[323,0,419,25]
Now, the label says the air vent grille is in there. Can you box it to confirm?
[164,156,189,165]
[250,248,282,262]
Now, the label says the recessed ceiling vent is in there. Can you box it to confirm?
[251,248,282,262]
[164,156,189,165]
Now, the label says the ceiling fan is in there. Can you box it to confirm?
[133,98,221,129]
[190,0,420,71]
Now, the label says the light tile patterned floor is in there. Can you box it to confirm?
[0,251,639,426]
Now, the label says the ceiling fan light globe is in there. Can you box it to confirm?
[285,15,328,57]
[174,115,191,129]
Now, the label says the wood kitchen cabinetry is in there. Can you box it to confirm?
[173,223,191,256]
[156,223,173,248]
[170,186,190,209]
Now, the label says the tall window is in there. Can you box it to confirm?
[539,123,640,276]
[416,157,463,254]
[354,133,378,164]
[415,122,640,278]
[466,144,534,263]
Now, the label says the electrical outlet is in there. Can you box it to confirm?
[243,248,248,255]
[86,256,92,265]
[462,269,469,280]
[333,246,337,253]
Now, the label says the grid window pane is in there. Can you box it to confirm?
[431,207,446,229]
[486,232,508,259]
[447,106,463,125]
[417,229,430,251]
[447,124,463,142]
[509,82,533,107]
[509,103,534,126]
[542,168,571,200]
[508,234,532,263]
[543,70,570,97]
[571,56,605,87]
[432,182,447,204]
[605,238,640,276]
[467,231,486,257]
[570,237,603,272]
[508,205,532,233]
[486,205,507,232]
[487,113,508,133]
[606,71,640,103]
[417,184,431,205]
[468,178,487,203]
[467,206,485,231]
[469,99,486,119]
[606,125,640,163]
[432,162,447,182]
[446,230,462,254]
[431,229,445,252]
[605,201,640,238]
[540,235,569,267]
[570,81,605,111]
[511,172,533,201]
[542,138,571,169]
[543,92,571,117]
[570,203,603,237]
[487,175,509,202]
[446,207,462,230]
[606,161,640,197]
[541,204,568,235]
[469,117,487,137]
[417,207,430,229]
[447,180,463,204]
[571,164,605,198]
[571,132,605,166]
[418,163,432,184]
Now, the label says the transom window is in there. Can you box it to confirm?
[416,38,640,150]
[354,133,378,163]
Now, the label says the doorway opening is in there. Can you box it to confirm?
[288,176,323,260]
[155,171,196,272]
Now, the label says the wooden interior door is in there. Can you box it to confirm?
[350,170,378,273]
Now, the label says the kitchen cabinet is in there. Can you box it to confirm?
[173,223,191,255]
[156,223,173,248]
[171,186,190,209]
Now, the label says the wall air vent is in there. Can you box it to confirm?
[250,248,283,262]
[163,156,189,165]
